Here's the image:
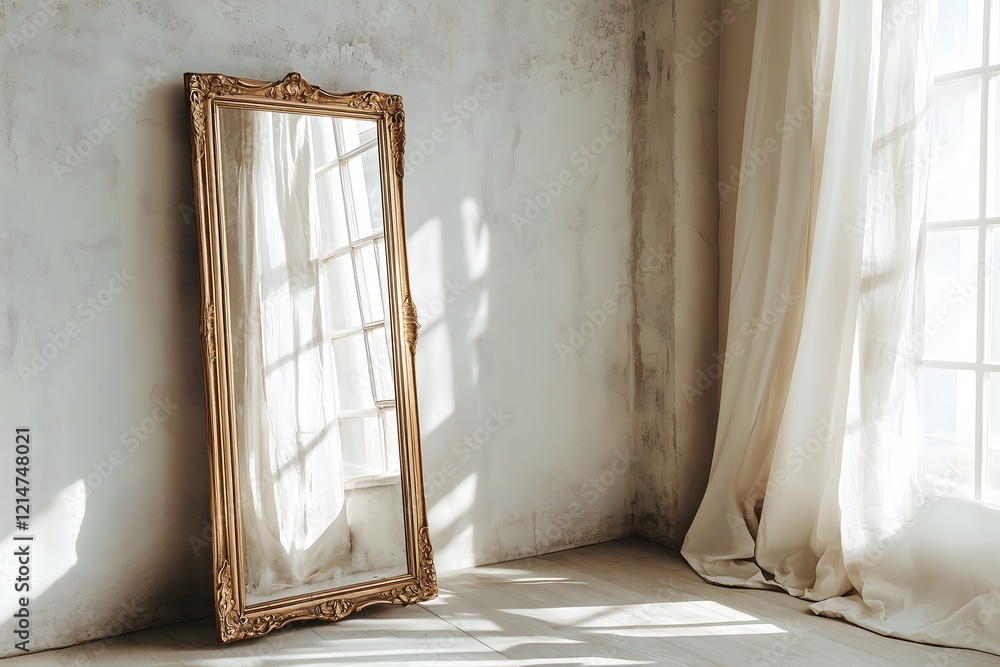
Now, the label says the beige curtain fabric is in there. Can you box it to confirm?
[685,0,1000,654]
[718,0,758,345]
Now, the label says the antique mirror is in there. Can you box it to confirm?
[185,72,436,643]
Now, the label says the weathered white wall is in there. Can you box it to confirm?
[629,0,723,548]
[0,0,635,655]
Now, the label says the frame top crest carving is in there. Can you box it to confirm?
[185,72,404,170]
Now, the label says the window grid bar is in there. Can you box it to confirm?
[329,320,387,342]
[377,400,388,473]
[337,403,397,421]
[928,218,1000,230]
[921,360,1000,373]
[320,232,386,264]
[976,0,993,501]
[989,235,998,474]
[933,62,1000,86]
[978,229,987,502]
[336,122,359,246]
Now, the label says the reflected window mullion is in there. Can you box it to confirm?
[348,247,379,413]
[339,139,377,163]
[376,404,388,475]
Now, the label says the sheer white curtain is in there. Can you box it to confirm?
[220,108,352,602]
[683,0,1000,654]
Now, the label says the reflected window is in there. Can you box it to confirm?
[311,117,399,481]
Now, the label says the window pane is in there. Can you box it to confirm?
[921,368,977,498]
[923,229,979,362]
[339,416,383,478]
[928,79,982,222]
[932,0,984,74]
[315,167,350,253]
[338,117,363,154]
[322,254,362,333]
[337,117,377,153]
[359,121,377,146]
[356,244,385,324]
[381,408,400,474]
[367,325,395,402]
[988,76,1000,216]
[309,116,340,167]
[986,374,1000,504]
[332,334,374,411]
[348,148,385,239]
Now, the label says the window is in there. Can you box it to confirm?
[310,115,400,482]
[923,0,1000,503]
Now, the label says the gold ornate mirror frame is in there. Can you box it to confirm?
[185,72,436,643]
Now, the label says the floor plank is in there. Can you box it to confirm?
[7,539,998,666]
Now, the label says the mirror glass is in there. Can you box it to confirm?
[216,107,408,605]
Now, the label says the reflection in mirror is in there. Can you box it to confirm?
[217,108,407,604]
[187,72,435,643]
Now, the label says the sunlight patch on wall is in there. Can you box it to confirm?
[460,198,490,389]
[428,475,477,567]
[409,216,455,436]
[0,482,84,619]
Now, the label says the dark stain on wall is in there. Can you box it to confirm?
[628,0,719,550]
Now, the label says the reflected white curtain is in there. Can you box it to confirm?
[220,108,352,601]
[683,0,1000,654]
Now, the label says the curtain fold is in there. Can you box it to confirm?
[220,108,352,602]
[684,0,1000,654]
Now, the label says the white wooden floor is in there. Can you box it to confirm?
[9,539,1000,666]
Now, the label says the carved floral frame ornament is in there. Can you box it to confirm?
[185,72,436,643]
